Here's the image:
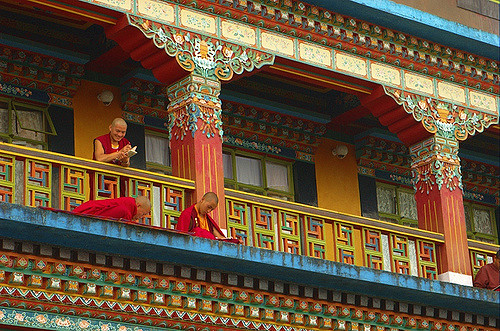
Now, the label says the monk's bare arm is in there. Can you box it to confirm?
[94,140,125,163]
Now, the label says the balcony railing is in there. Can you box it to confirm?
[0,143,497,281]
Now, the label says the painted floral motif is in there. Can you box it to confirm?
[129,15,274,81]
[384,86,498,141]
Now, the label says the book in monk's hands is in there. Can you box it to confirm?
[126,146,137,157]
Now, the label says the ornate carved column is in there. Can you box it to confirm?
[167,73,225,227]
[410,134,471,285]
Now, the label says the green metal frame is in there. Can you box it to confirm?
[376,182,418,227]
[0,97,56,149]
[464,202,498,244]
[223,148,294,200]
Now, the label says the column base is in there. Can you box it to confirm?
[437,271,473,286]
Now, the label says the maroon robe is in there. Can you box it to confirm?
[473,263,500,290]
[72,197,137,221]
[93,133,130,165]
[176,204,223,239]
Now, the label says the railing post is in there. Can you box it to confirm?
[410,135,472,285]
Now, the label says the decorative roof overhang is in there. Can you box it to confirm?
[79,0,498,144]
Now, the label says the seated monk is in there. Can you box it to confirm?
[93,118,132,167]
[72,196,151,221]
[176,192,226,239]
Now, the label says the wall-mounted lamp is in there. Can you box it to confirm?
[332,144,348,159]
[97,90,114,106]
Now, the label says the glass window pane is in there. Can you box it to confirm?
[473,208,493,235]
[398,191,418,220]
[236,155,262,187]
[377,186,396,214]
[266,161,289,192]
[223,153,233,179]
[13,109,45,144]
[145,134,170,166]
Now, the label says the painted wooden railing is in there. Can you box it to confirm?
[0,143,192,229]
[0,143,497,280]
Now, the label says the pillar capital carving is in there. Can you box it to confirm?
[167,74,223,141]
[410,135,462,193]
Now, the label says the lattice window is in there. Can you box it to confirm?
[334,222,355,265]
[470,250,490,278]
[362,229,384,270]
[128,179,153,225]
[303,216,326,259]
[389,234,411,275]
[278,211,301,254]
[60,166,87,211]
[252,206,276,250]
[94,172,119,200]
[25,159,51,207]
[416,240,437,279]
[226,199,250,245]
[0,154,15,203]
[161,185,184,229]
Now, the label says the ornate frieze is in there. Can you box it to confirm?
[167,73,223,139]
[121,77,169,119]
[128,14,275,81]
[410,136,462,193]
[0,249,493,331]
[0,44,83,106]
[116,0,499,91]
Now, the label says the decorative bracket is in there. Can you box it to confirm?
[128,15,275,81]
[384,86,498,141]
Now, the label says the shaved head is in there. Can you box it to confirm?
[111,118,127,128]
[134,195,151,220]
[203,192,218,204]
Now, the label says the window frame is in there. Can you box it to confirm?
[464,202,498,244]
[223,148,294,200]
[0,96,56,149]
[376,182,418,227]
[144,129,172,175]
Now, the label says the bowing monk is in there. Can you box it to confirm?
[72,196,151,221]
[93,118,132,166]
[176,192,226,239]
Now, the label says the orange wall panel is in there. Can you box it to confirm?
[72,81,123,160]
[315,138,361,216]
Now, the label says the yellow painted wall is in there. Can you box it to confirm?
[315,138,361,216]
[72,80,123,160]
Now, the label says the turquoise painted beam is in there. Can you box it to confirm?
[0,202,498,316]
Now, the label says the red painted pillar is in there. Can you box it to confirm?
[410,135,472,285]
[167,73,226,229]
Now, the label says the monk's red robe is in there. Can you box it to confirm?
[72,197,137,221]
[93,133,130,165]
[176,204,223,239]
[473,263,500,290]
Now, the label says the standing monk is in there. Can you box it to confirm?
[176,192,226,239]
[93,118,132,166]
[72,196,151,222]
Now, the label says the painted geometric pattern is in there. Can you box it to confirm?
[60,166,87,211]
[469,250,490,277]
[161,185,184,229]
[94,172,119,200]
[128,178,153,225]
[252,205,277,250]
[334,222,355,265]
[362,229,384,270]
[278,211,301,254]
[226,199,250,245]
[0,251,490,331]
[390,235,411,275]
[416,240,438,279]
[304,216,326,259]
[25,159,51,207]
[0,154,15,203]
